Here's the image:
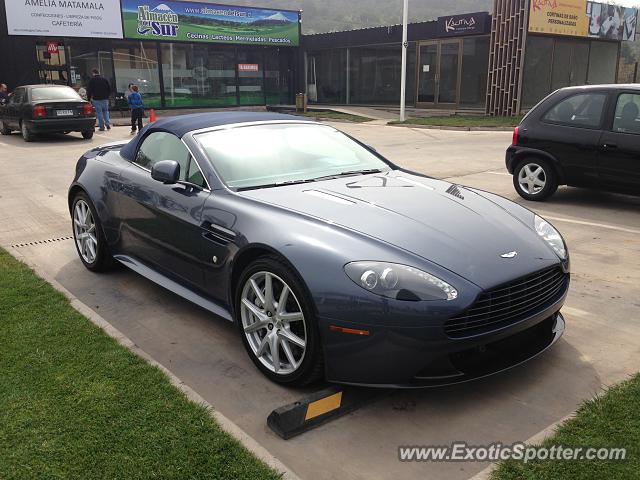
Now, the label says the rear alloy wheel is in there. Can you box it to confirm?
[0,120,10,135]
[81,129,94,139]
[21,121,34,142]
[236,257,323,386]
[72,193,113,272]
[513,158,558,201]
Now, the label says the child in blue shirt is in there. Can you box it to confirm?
[128,85,145,135]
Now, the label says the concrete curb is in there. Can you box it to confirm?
[468,412,576,480]
[387,123,515,132]
[8,247,301,480]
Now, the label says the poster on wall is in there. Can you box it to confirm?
[121,0,300,46]
[4,0,123,38]
[587,2,637,40]
[528,0,590,37]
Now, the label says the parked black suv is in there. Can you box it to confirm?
[506,85,640,201]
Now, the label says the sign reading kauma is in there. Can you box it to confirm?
[5,0,124,39]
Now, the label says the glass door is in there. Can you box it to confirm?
[417,42,438,104]
[416,40,461,107]
[438,41,460,105]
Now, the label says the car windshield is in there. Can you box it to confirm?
[31,87,81,102]
[195,123,392,190]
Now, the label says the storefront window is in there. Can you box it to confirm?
[265,48,294,105]
[459,37,489,108]
[161,43,237,108]
[237,48,265,105]
[66,39,115,99]
[307,49,347,104]
[113,41,161,108]
[587,41,619,84]
[522,36,554,108]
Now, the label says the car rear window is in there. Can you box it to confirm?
[542,93,606,129]
[31,87,82,102]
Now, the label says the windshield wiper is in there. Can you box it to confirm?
[310,168,385,182]
[236,178,316,191]
[236,169,385,191]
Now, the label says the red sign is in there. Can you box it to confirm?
[47,41,59,54]
[238,63,259,72]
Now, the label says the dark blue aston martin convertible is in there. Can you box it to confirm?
[69,112,570,387]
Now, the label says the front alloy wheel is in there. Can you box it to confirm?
[71,193,113,271]
[73,199,98,264]
[237,257,322,385]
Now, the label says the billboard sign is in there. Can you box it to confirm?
[4,0,124,38]
[121,0,300,46]
[529,0,637,40]
[528,0,590,37]
[437,12,491,37]
[587,2,637,40]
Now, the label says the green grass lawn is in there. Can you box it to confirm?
[390,115,523,128]
[0,248,279,480]
[293,110,373,123]
[492,373,640,480]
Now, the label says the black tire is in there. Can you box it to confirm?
[21,121,34,142]
[81,129,94,139]
[235,255,323,386]
[513,158,558,201]
[71,192,113,272]
[0,119,10,135]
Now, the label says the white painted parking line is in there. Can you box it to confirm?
[562,306,592,318]
[539,213,640,235]
[484,171,511,176]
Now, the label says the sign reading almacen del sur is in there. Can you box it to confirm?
[4,0,124,38]
[121,0,300,46]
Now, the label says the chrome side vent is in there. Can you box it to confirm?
[446,184,464,200]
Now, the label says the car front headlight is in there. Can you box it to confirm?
[534,215,567,259]
[344,261,458,301]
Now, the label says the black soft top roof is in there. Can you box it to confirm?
[120,111,312,160]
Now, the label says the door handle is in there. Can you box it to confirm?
[601,143,618,151]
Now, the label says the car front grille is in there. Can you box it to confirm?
[445,266,568,338]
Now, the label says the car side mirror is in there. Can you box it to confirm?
[151,160,180,184]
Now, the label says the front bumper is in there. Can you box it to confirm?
[321,288,567,388]
[26,117,95,133]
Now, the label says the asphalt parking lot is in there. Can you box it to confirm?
[1,124,639,480]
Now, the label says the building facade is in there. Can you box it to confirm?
[1,0,637,115]
[0,0,301,108]
[304,1,638,115]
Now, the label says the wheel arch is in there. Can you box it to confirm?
[512,149,566,185]
[228,243,318,320]
[68,183,88,213]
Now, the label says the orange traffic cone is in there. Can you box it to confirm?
[149,109,156,123]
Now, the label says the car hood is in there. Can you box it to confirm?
[240,171,560,289]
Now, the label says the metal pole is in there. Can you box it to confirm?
[399,0,408,121]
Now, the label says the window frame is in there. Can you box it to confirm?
[132,130,211,191]
[540,91,609,130]
[610,91,640,136]
[9,88,25,105]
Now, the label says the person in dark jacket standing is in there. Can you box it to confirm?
[127,85,145,135]
[87,68,111,131]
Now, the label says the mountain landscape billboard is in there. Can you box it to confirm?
[121,0,300,46]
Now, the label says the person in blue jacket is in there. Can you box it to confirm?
[128,85,145,135]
